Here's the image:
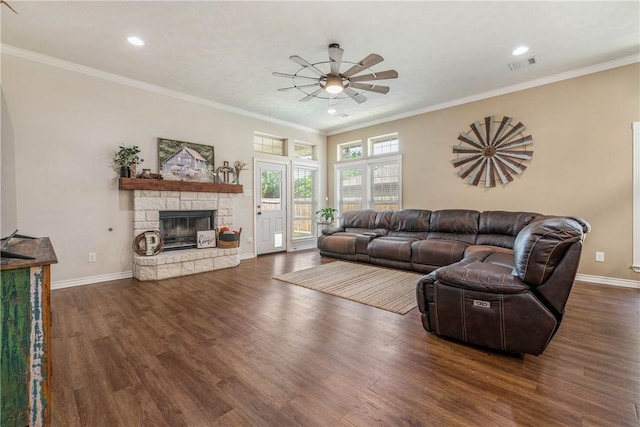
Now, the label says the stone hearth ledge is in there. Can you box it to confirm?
[134,247,240,281]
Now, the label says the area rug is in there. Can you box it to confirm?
[273,261,422,315]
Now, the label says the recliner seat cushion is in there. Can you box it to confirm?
[368,237,417,262]
[411,239,469,267]
[435,262,529,294]
[318,234,357,255]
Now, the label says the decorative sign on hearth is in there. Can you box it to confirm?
[197,230,216,248]
[451,116,533,188]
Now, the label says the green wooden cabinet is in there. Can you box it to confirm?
[1,238,56,427]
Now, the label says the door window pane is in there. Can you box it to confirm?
[261,170,281,211]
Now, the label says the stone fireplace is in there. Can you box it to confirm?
[131,189,240,281]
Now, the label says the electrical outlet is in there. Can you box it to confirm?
[88,252,97,263]
[247,237,253,244]
[595,252,605,262]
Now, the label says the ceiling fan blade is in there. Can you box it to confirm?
[344,87,367,104]
[299,88,325,102]
[290,55,326,77]
[348,82,390,94]
[278,83,320,92]
[328,43,344,75]
[342,54,384,77]
[1,0,18,13]
[349,70,398,82]
[272,72,319,81]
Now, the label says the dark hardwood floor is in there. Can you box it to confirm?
[50,250,640,426]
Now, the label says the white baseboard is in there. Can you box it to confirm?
[575,273,640,289]
[240,252,256,260]
[52,271,133,290]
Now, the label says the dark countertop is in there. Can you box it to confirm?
[1,237,58,271]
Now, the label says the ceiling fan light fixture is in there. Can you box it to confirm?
[127,36,145,46]
[512,46,529,56]
[324,75,344,94]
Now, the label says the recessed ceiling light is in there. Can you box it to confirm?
[327,109,336,114]
[127,36,145,46]
[512,46,529,56]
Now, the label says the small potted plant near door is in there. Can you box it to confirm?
[113,144,144,178]
[316,207,338,225]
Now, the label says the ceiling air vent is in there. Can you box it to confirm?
[336,113,350,118]
[508,56,539,71]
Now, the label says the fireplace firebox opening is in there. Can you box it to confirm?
[159,210,215,251]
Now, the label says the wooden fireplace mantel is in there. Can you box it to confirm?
[119,178,243,193]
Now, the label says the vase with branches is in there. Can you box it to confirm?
[233,161,248,184]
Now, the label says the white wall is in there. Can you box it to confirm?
[1,53,326,284]
[1,90,18,237]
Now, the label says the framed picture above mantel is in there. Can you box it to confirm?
[158,138,215,182]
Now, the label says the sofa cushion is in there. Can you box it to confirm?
[368,237,417,262]
[339,209,377,230]
[387,209,431,239]
[318,233,357,255]
[427,209,479,244]
[339,209,392,235]
[514,217,584,286]
[411,239,469,267]
[476,211,539,249]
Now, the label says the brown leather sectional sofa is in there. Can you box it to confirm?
[317,209,590,355]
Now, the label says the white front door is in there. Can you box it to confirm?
[255,161,287,255]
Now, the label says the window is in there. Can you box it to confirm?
[254,133,286,156]
[293,166,316,239]
[370,160,401,210]
[370,133,399,156]
[294,142,315,160]
[337,164,365,213]
[338,140,363,161]
[335,155,402,214]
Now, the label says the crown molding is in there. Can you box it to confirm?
[327,54,640,136]
[0,44,325,136]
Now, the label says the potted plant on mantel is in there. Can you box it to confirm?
[316,207,338,225]
[113,144,144,178]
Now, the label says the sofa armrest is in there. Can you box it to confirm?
[435,262,530,294]
[321,227,344,235]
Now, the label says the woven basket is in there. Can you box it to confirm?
[217,227,241,248]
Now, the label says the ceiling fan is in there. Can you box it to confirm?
[273,43,398,105]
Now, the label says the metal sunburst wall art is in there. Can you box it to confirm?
[452,116,533,188]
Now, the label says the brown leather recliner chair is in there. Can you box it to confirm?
[416,217,589,355]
